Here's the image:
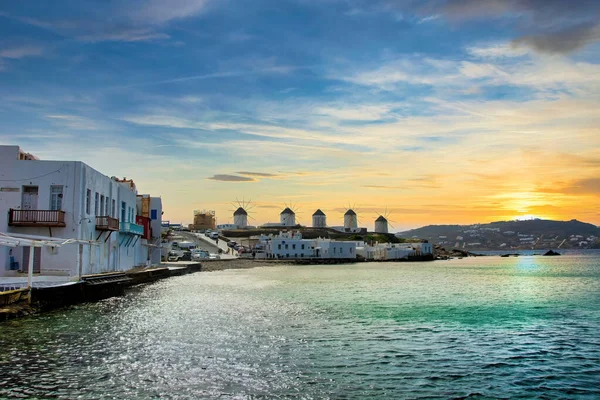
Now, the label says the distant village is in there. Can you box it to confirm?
[0,145,433,292]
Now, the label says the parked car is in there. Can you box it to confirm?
[227,241,237,248]
[191,249,210,261]
[167,250,192,262]
[209,232,219,240]
[209,253,221,260]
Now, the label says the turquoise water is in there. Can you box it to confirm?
[1,254,600,399]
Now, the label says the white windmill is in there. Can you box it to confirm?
[280,202,300,227]
[312,209,326,228]
[230,198,254,229]
[343,204,360,230]
[373,208,395,234]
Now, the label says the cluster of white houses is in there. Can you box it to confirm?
[256,231,433,260]
[0,145,162,279]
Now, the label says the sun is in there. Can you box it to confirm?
[514,214,540,221]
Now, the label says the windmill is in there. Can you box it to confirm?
[280,202,301,227]
[343,203,360,230]
[229,197,254,229]
[312,209,326,228]
[373,208,396,234]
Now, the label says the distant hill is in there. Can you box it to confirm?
[397,219,600,250]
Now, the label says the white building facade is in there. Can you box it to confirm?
[260,231,357,260]
[0,145,159,277]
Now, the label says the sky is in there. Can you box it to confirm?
[1,0,599,231]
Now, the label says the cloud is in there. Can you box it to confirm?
[77,28,170,43]
[541,178,600,196]
[426,0,600,54]
[207,174,256,182]
[512,22,600,54]
[126,0,211,25]
[0,45,44,59]
[236,171,278,177]
[362,185,404,189]
[2,0,212,43]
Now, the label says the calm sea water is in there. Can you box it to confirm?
[1,253,600,399]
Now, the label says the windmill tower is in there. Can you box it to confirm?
[374,208,395,234]
[374,215,388,233]
[233,207,248,228]
[312,209,326,228]
[280,207,296,226]
[230,198,253,228]
[344,209,358,229]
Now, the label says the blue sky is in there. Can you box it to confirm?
[1,0,599,229]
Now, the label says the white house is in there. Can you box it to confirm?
[0,145,159,278]
[260,231,357,259]
[265,231,314,259]
[314,238,356,259]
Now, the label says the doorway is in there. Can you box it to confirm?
[21,247,42,273]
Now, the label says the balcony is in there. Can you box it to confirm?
[96,216,119,231]
[120,221,144,236]
[8,209,66,227]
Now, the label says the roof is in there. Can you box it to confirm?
[233,207,248,216]
[375,215,387,222]
[344,209,356,216]
[312,209,325,216]
[280,207,295,215]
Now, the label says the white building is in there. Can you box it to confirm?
[374,216,388,233]
[344,209,358,229]
[0,145,159,278]
[312,209,326,228]
[260,231,357,259]
[264,231,314,258]
[136,194,163,265]
[314,238,356,259]
[280,207,296,226]
[233,207,248,228]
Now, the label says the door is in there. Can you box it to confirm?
[21,247,42,273]
[22,186,39,222]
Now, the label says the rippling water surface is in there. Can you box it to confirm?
[2,254,600,399]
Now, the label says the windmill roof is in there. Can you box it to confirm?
[312,209,325,216]
[344,209,357,216]
[280,207,295,215]
[375,215,387,222]
[234,207,248,216]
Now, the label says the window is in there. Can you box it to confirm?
[292,244,296,249]
[94,192,99,215]
[285,244,288,249]
[100,195,105,216]
[86,189,91,214]
[294,253,297,258]
[334,247,337,254]
[301,244,305,250]
[50,185,63,211]
[105,199,109,216]
[112,199,116,218]
[151,209,158,220]
[278,244,281,250]
[121,201,126,222]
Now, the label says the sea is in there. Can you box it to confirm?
[1,251,599,399]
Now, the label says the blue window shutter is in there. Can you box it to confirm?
[151,209,158,220]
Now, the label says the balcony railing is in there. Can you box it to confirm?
[120,221,144,236]
[96,216,119,231]
[8,209,66,227]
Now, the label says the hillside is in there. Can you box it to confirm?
[397,219,600,250]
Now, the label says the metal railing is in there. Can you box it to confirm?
[119,221,144,235]
[8,209,66,227]
[96,216,119,231]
